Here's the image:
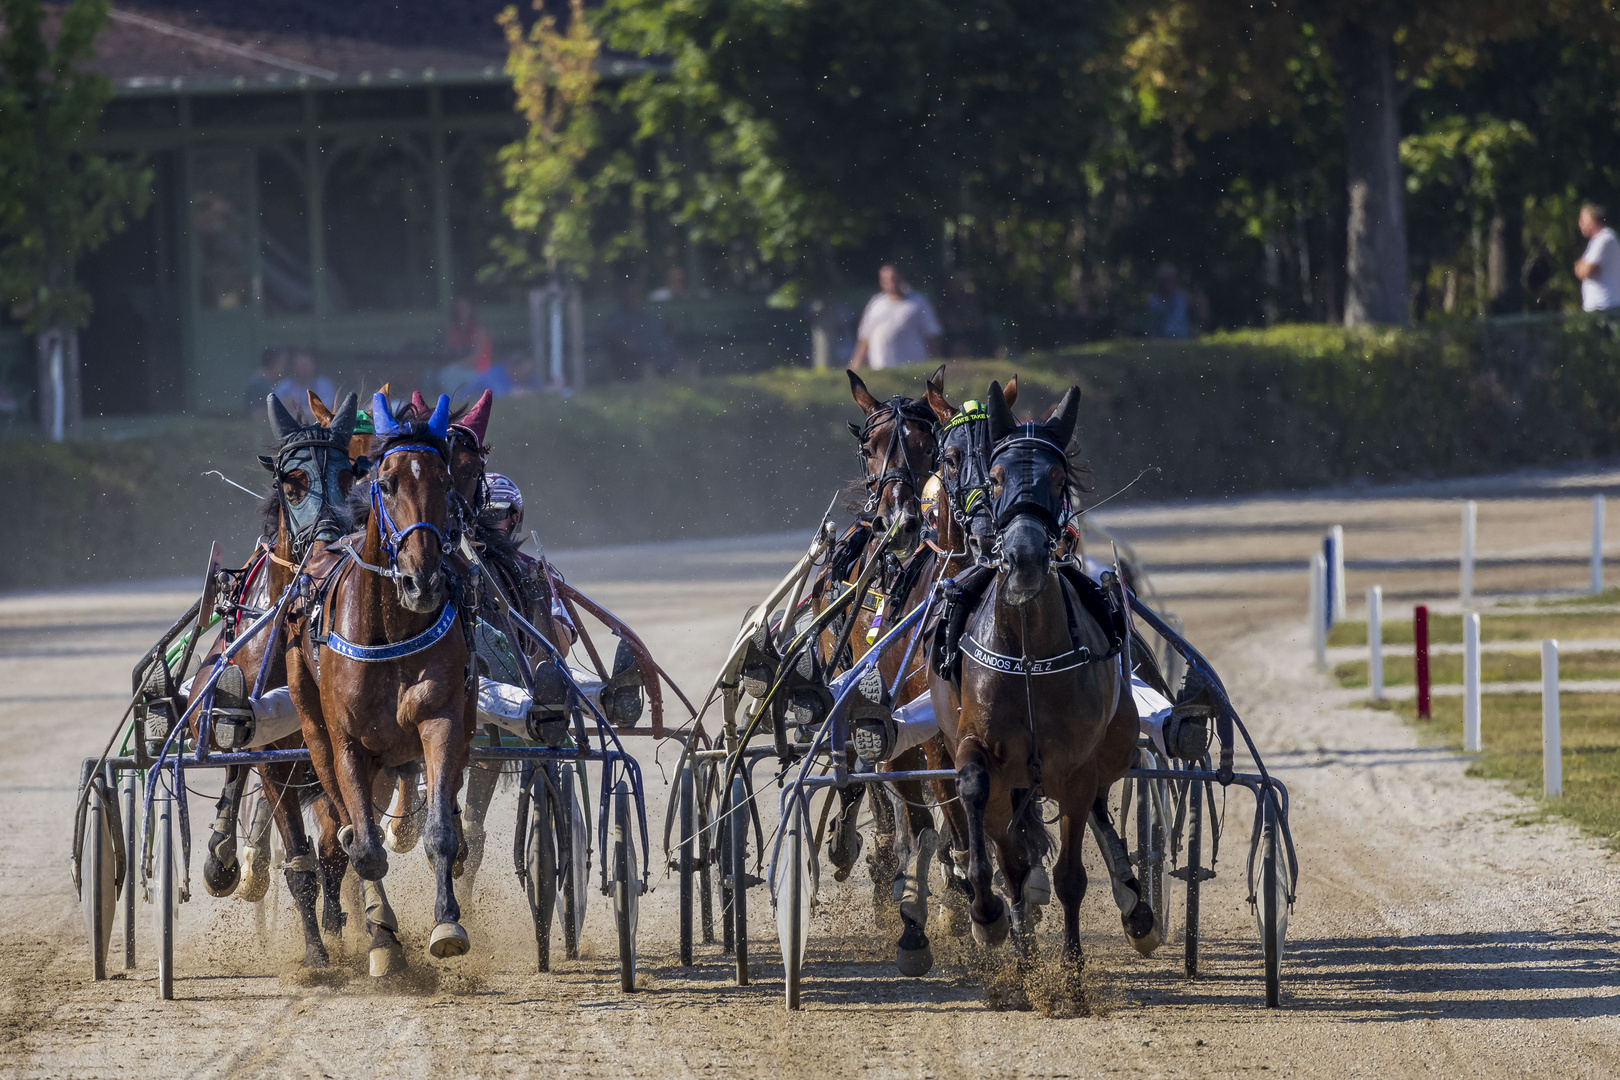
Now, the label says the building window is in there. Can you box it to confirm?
[323,138,437,311]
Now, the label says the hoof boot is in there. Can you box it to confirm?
[370,942,406,978]
[971,908,1011,948]
[1128,914,1165,957]
[896,943,934,977]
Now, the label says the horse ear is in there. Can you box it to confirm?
[268,393,301,439]
[427,394,451,439]
[1045,386,1081,449]
[1004,374,1018,409]
[257,454,276,473]
[846,369,880,416]
[307,391,333,425]
[457,389,493,449]
[847,420,863,439]
[986,381,1016,444]
[925,363,954,423]
[371,391,400,436]
[329,392,358,444]
[410,391,429,422]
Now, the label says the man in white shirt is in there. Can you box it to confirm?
[1574,203,1620,312]
[849,265,942,370]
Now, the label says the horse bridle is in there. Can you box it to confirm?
[857,398,939,520]
[368,440,455,572]
[938,404,996,547]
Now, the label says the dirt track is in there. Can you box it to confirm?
[3,470,1620,1078]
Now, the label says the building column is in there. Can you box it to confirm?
[429,86,453,313]
[304,91,328,338]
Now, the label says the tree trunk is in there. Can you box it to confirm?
[35,327,82,442]
[1337,22,1408,326]
[1488,202,1525,315]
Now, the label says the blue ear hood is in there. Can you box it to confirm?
[427,394,450,439]
[372,391,400,436]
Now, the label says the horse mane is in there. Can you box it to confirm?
[258,487,280,542]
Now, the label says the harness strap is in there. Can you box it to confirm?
[324,602,459,663]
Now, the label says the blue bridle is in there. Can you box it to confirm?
[370,443,451,567]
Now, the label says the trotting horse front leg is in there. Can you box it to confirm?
[309,787,348,939]
[420,714,471,959]
[956,747,1009,947]
[202,764,249,897]
[1053,803,1091,1012]
[262,762,329,969]
[1087,795,1162,955]
[889,769,939,977]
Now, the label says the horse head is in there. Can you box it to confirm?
[932,372,1017,556]
[370,391,455,613]
[847,369,940,558]
[986,380,1079,607]
[263,390,360,556]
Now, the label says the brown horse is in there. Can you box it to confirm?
[192,391,359,967]
[928,381,1144,1010]
[287,392,476,973]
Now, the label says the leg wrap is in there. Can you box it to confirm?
[894,827,940,926]
[360,877,398,932]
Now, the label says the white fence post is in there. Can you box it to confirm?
[1542,639,1562,797]
[1310,552,1328,673]
[1330,524,1346,624]
[1368,586,1384,701]
[1593,495,1606,596]
[1461,500,1477,607]
[1463,613,1481,752]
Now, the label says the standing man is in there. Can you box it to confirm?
[848,264,941,370]
[1575,203,1620,312]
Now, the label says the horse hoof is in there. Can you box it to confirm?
[237,852,271,904]
[971,908,1011,948]
[385,815,420,854]
[1128,914,1165,957]
[429,922,470,959]
[1023,865,1052,907]
[896,942,934,977]
[202,855,240,898]
[303,944,330,969]
[369,943,406,978]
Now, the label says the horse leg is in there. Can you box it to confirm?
[955,747,1009,946]
[1087,794,1161,955]
[328,735,388,882]
[827,784,866,883]
[866,783,899,924]
[922,737,972,937]
[889,771,938,977]
[236,780,274,903]
[383,762,423,854]
[264,764,328,968]
[1053,803,1090,1012]
[202,764,248,897]
[420,715,471,959]
[457,759,501,886]
[309,788,348,939]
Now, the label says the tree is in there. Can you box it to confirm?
[1120,0,1545,326]
[0,0,149,439]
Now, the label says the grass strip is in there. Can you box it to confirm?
[1334,650,1620,688]
[1329,609,1620,647]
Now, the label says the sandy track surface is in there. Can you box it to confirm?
[3,473,1619,1078]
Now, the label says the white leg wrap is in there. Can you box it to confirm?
[360,878,397,932]
[894,827,939,925]
[892,692,940,759]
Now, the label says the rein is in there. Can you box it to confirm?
[858,398,938,518]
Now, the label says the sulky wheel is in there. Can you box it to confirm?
[157,788,175,1001]
[612,780,639,992]
[776,792,813,1011]
[1182,777,1204,979]
[1252,788,1290,1008]
[728,774,750,985]
[558,765,586,960]
[122,771,138,970]
[678,765,697,966]
[79,773,117,981]
[523,769,560,973]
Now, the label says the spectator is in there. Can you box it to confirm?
[1147,263,1191,339]
[849,265,941,371]
[245,346,287,415]
[273,350,335,422]
[1574,203,1620,313]
[601,282,681,379]
[648,266,687,303]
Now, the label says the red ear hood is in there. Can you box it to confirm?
[410,391,429,419]
[453,389,493,450]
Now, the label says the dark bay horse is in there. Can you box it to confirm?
[287,392,477,973]
[192,391,359,967]
[927,381,1145,1010]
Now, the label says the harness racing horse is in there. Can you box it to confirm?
[287,392,477,973]
[190,391,359,967]
[928,381,1151,1011]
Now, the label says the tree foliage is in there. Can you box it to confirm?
[0,0,150,333]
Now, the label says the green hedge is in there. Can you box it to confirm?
[5,317,1620,589]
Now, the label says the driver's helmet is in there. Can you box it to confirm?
[484,472,524,528]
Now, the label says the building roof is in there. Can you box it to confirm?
[74,1,652,96]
